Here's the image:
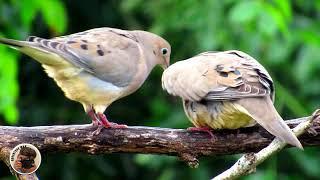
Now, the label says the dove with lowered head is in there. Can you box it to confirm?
[162,50,302,149]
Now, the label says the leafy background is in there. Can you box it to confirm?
[0,0,319,179]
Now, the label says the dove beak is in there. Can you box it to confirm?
[160,58,169,70]
[161,63,169,70]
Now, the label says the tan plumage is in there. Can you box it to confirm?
[162,50,302,149]
[0,27,171,128]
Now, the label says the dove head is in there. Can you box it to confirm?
[133,31,171,70]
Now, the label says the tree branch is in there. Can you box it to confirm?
[0,112,319,172]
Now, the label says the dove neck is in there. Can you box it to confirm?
[132,31,160,70]
[145,53,158,73]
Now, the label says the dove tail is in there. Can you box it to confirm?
[266,112,303,149]
[0,37,25,48]
[0,37,64,66]
[238,97,303,149]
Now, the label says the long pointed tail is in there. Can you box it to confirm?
[0,37,28,48]
[238,97,303,149]
[0,37,66,66]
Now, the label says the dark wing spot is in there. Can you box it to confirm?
[219,72,228,77]
[97,49,104,56]
[67,41,77,44]
[153,50,156,55]
[97,44,101,48]
[81,39,88,43]
[80,44,88,50]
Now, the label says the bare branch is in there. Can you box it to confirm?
[0,112,319,178]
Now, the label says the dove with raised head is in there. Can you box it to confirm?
[0,27,171,130]
[162,50,302,149]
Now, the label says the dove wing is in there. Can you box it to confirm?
[162,50,274,101]
[27,28,141,87]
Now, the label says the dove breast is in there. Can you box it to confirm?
[183,100,256,129]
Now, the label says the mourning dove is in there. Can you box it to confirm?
[0,27,171,130]
[162,50,302,149]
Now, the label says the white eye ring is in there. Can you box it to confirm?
[161,48,168,55]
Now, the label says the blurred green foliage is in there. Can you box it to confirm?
[0,0,319,179]
[0,0,67,124]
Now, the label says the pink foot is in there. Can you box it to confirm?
[187,127,215,138]
[97,113,128,129]
[87,108,128,135]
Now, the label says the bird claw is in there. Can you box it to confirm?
[107,122,128,129]
[88,109,128,135]
[97,113,127,128]
[91,123,128,136]
[89,112,128,135]
[187,127,216,139]
[92,119,100,126]
[92,125,104,136]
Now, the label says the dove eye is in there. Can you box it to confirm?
[161,48,168,55]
